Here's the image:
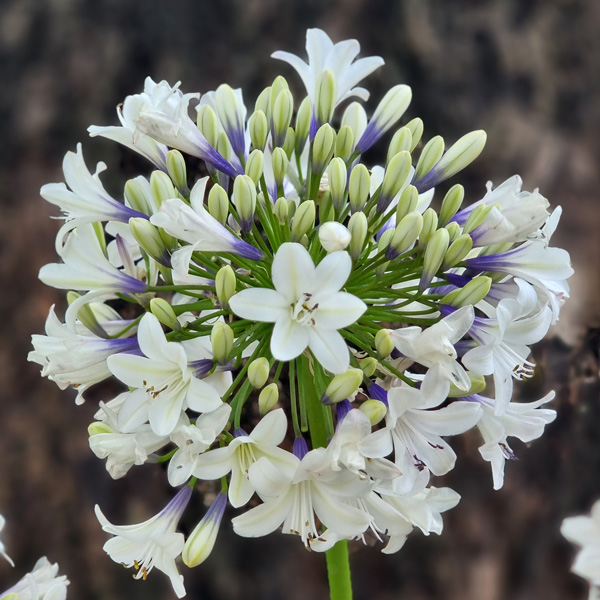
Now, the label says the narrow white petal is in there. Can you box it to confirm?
[250,408,288,446]
[232,492,294,538]
[308,328,349,374]
[229,288,288,322]
[313,251,352,295]
[270,316,309,361]
[313,292,366,330]
[271,242,315,303]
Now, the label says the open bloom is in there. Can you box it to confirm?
[229,242,366,374]
[96,486,192,598]
[0,557,69,600]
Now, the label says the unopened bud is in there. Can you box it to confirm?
[342,102,368,142]
[272,147,289,188]
[405,118,424,152]
[130,217,171,267]
[150,298,180,331]
[232,175,257,233]
[254,87,271,118]
[360,399,387,426]
[271,88,294,147]
[259,383,279,415]
[448,372,486,397]
[215,265,236,309]
[245,149,264,184]
[442,234,473,269]
[439,184,465,226]
[378,151,412,212]
[441,276,492,308]
[419,227,450,291]
[377,228,394,254]
[67,291,105,337]
[348,164,370,213]
[386,212,423,259]
[125,177,152,214]
[150,171,177,208]
[358,356,378,378]
[462,203,495,235]
[286,198,297,220]
[295,96,311,155]
[248,357,271,389]
[375,328,394,359]
[319,221,351,252]
[291,200,315,242]
[322,368,363,405]
[395,185,419,221]
[387,127,413,162]
[334,125,355,162]
[197,104,220,148]
[249,110,268,150]
[210,321,234,364]
[166,150,188,192]
[314,69,337,125]
[208,184,229,225]
[282,127,296,159]
[419,208,439,247]
[312,123,336,173]
[348,211,368,261]
[444,221,462,242]
[414,136,445,182]
[274,197,289,224]
[327,157,347,210]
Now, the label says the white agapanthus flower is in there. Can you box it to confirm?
[0,557,69,600]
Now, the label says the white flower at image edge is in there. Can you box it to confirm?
[229,242,366,374]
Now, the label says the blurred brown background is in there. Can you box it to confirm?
[0,0,599,598]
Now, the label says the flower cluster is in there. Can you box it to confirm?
[30,28,572,596]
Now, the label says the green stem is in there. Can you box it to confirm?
[326,540,353,600]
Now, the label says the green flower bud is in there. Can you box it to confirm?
[150,171,177,208]
[387,211,423,259]
[210,321,234,364]
[314,69,337,124]
[434,130,487,181]
[361,85,412,150]
[380,151,412,211]
[442,233,473,269]
[375,328,394,359]
[439,184,465,226]
[334,125,355,162]
[395,185,419,222]
[215,265,236,309]
[272,147,289,189]
[271,88,293,147]
[312,123,336,173]
[462,203,495,235]
[150,298,180,331]
[358,356,378,378]
[248,357,270,389]
[327,157,347,210]
[319,191,334,223]
[441,276,492,308]
[282,127,296,159]
[245,149,264,184]
[232,175,257,232]
[249,110,269,150]
[166,150,188,193]
[387,127,413,162]
[445,221,462,243]
[295,96,312,156]
[124,177,152,214]
[377,228,394,254]
[360,399,387,426]
[259,383,279,415]
[348,211,368,261]
[405,117,424,152]
[215,83,241,136]
[216,131,233,162]
[254,86,271,118]
[129,217,171,267]
[208,184,229,225]
[419,227,450,291]
[286,198,297,220]
[419,208,439,247]
[270,76,289,107]
[322,367,363,405]
[341,102,368,142]
[274,197,289,224]
[67,291,106,337]
[448,372,486,397]
[92,221,107,255]
[197,104,220,148]
[291,200,315,242]
[414,136,445,182]
[348,164,370,213]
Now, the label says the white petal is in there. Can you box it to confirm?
[229,288,288,322]
[250,408,288,446]
[271,242,315,303]
[418,401,482,435]
[232,492,294,538]
[307,328,349,374]
[313,292,366,330]
[193,445,236,480]
[313,251,352,295]
[270,315,309,361]
[185,376,223,413]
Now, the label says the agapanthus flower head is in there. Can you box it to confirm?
[32,26,573,598]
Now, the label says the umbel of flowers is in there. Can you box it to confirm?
[30,28,572,598]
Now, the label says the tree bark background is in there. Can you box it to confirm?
[0,1,598,598]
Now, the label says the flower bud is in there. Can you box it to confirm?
[375,328,394,359]
[271,88,294,147]
[272,147,289,189]
[448,372,486,397]
[319,221,351,252]
[312,124,336,174]
[414,136,445,182]
[334,125,355,162]
[321,368,363,405]
[291,200,315,242]
[254,86,271,117]
[358,356,378,378]
[274,197,289,224]
[439,184,465,226]
[444,221,462,242]
[419,227,450,291]
[67,291,105,337]
[210,321,234,364]
[442,233,473,269]
[197,104,220,148]
[286,198,297,220]
[245,149,264,184]
[419,208,439,247]
[377,228,394,254]
[360,399,387,426]
[386,211,423,259]
[348,164,370,213]
[215,265,236,309]
[378,151,412,212]
[295,96,311,156]
[214,84,243,151]
[150,171,177,208]
[441,276,492,308]
[282,127,296,159]
[259,383,279,415]
[248,357,270,389]
[314,69,337,125]
[327,157,347,210]
[405,117,424,152]
[129,217,171,267]
[88,422,112,436]
[232,175,257,233]
[124,177,152,214]
[183,493,227,567]
[166,150,188,193]
[348,211,368,261]
[395,185,419,222]
[387,127,413,162]
[249,110,268,150]
[462,203,495,235]
[342,102,368,142]
[208,184,230,225]
[150,298,180,331]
